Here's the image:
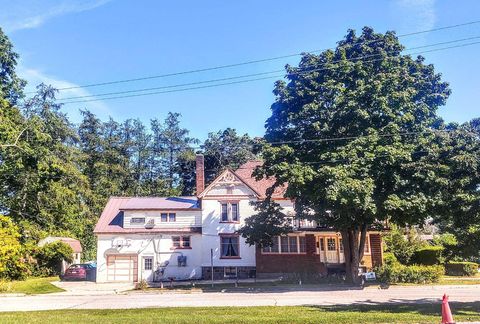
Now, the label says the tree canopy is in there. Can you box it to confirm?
[240,27,460,283]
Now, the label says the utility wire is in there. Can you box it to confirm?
[58,40,480,104]
[57,35,480,102]
[29,19,480,93]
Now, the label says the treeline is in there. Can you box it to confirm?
[0,28,258,261]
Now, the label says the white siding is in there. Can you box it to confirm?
[96,234,202,282]
[123,210,201,229]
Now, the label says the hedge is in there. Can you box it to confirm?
[445,262,479,276]
[411,246,444,265]
[375,263,444,284]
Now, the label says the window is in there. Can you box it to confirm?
[220,235,240,258]
[224,266,237,278]
[219,202,240,222]
[144,257,153,270]
[319,238,325,251]
[172,236,180,248]
[130,217,145,224]
[327,238,336,251]
[231,203,239,221]
[221,203,228,221]
[172,236,191,249]
[262,236,305,254]
[161,213,176,222]
[339,238,344,252]
[364,235,370,254]
[299,236,306,253]
[182,236,190,248]
[161,213,168,222]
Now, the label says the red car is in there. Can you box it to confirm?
[62,264,96,281]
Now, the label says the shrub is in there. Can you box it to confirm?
[411,246,444,265]
[136,279,149,290]
[34,241,74,276]
[383,227,426,265]
[0,215,29,280]
[0,280,12,293]
[375,263,444,284]
[383,252,400,266]
[445,262,479,276]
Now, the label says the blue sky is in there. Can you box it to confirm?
[2,0,479,141]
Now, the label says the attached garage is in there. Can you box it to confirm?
[106,254,138,282]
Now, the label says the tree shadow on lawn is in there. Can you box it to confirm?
[302,300,480,317]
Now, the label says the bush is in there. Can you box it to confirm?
[383,227,426,265]
[411,246,444,265]
[445,262,479,276]
[0,280,12,293]
[34,241,74,276]
[136,279,149,290]
[0,215,29,280]
[375,263,444,284]
[383,252,400,266]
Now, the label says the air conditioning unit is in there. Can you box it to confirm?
[145,218,155,228]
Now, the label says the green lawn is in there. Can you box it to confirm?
[0,277,64,295]
[1,303,480,324]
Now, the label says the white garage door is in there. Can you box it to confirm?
[107,254,138,282]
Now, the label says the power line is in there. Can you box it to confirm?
[29,19,480,93]
[58,40,480,105]
[176,128,465,151]
[57,35,480,102]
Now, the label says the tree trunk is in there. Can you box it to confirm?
[341,224,368,285]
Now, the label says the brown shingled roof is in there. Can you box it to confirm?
[235,160,288,199]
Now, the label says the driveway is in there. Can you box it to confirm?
[1,284,479,312]
[50,281,135,296]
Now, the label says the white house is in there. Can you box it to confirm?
[94,155,383,283]
[94,155,264,282]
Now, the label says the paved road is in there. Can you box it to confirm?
[1,285,479,312]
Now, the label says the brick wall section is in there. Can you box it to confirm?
[369,233,383,267]
[256,234,327,276]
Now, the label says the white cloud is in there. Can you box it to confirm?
[19,66,113,122]
[393,0,436,32]
[0,0,111,33]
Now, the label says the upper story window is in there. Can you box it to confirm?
[220,202,239,222]
[130,217,145,224]
[161,213,176,222]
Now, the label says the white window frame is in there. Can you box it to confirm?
[261,236,306,254]
[130,217,145,224]
[219,201,240,222]
[161,212,176,222]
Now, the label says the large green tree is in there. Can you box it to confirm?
[0,27,25,104]
[240,27,452,284]
[202,128,258,184]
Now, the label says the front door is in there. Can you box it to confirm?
[326,237,339,263]
[142,256,154,282]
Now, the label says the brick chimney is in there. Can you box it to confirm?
[196,154,205,195]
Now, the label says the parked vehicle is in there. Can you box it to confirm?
[62,264,97,281]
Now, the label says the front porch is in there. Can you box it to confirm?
[255,232,383,278]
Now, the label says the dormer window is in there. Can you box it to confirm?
[161,213,176,222]
[220,202,239,222]
[130,217,145,224]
